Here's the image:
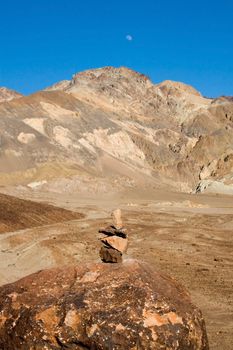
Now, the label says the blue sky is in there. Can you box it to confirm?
[0,0,232,97]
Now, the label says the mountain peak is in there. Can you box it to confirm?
[72,66,151,81]
[46,66,152,92]
[0,87,23,103]
[0,66,232,196]
[155,80,202,97]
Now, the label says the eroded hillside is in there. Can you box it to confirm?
[0,67,232,195]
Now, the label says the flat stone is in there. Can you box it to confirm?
[101,236,128,253]
[99,225,127,238]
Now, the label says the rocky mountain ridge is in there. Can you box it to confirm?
[0,66,232,195]
[0,87,22,103]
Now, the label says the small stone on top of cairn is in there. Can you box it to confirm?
[99,209,128,263]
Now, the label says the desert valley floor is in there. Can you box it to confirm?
[0,189,232,350]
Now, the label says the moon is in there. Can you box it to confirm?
[126,34,133,41]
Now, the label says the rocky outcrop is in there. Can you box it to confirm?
[0,260,209,349]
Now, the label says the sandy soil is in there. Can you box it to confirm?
[0,189,232,350]
[0,193,83,234]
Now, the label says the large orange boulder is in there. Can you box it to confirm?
[0,260,209,349]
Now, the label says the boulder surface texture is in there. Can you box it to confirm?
[0,260,209,350]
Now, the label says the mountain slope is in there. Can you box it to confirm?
[0,193,83,234]
[0,67,232,195]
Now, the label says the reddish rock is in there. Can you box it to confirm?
[101,235,128,253]
[0,260,209,349]
[99,246,122,263]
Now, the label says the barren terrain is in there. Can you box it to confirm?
[0,193,84,234]
[0,189,232,350]
[0,67,233,349]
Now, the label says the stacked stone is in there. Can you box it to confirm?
[99,209,128,263]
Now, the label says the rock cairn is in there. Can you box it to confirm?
[99,209,128,263]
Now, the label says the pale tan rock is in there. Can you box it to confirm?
[112,208,123,229]
[101,236,128,253]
